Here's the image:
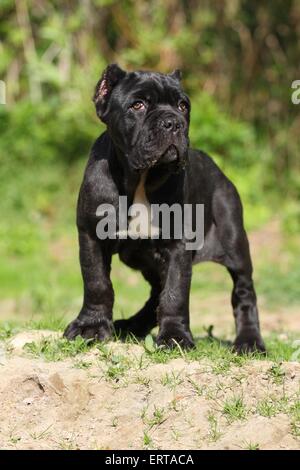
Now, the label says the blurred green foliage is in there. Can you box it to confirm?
[0,0,299,323]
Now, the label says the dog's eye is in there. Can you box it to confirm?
[178,101,188,112]
[131,101,145,111]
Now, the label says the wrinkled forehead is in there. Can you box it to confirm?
[114,71,188,104]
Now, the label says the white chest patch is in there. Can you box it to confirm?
[116,171,158,239]
[128,170,159,238]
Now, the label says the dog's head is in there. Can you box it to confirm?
[93,64,190,171]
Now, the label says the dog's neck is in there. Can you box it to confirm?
[106,134,186,238]
[108,135,186,204]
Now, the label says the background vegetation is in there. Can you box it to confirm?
[0,0,299,330]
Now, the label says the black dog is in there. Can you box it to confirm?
[64,64,265,353]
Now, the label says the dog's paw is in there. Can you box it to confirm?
[113,319,131,337]
[63,318,112,342]
[113,318,152,339]
[233,331,266,355]
[156,329,195,350]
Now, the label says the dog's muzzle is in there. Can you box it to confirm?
[131,112,188,171]
[159,144,179,164]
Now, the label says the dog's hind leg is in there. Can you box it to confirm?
[212,182,266,353]
[113,269,160,339]
[227,262,265,354]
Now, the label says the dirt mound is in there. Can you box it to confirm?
[0,331,299,450]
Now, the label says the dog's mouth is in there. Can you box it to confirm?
[132,142,187,173]
[159,144,179,164]
[147,145,179,168]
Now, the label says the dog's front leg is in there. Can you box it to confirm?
[156,242,194,349]
[64,229,114,341]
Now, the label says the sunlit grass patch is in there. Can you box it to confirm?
[222,395,247,423]
[243,441,260,450]
[2,319,299,368]
[24,336,92,361]
[0,322,20,340]
[289,400,300,437]
[207,411,222,442]
[256,395,289,418]
[140,333,299,367]
[160,371,184,390]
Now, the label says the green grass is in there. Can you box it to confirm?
[73,359,93,369]
[96,345,135,383]
[243,441,260,450]
[256,395,289,418]
[105,362,127,382]
[24,336,93,361]
[143,431,153,447]
[257,261,300,306]
[267,363,286,385]
[141,334,299,365]
[143,406,167,428]
[290,400,300,437]
[0,323,18,340]
[222,395,247,422]
[161,371,184,390]
[257,398,279,418]
[1,323,299,366]
[207,411,222,442]
[187,378,205,396]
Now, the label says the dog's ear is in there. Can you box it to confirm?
[93,63,126,122]
[168,69,182,82]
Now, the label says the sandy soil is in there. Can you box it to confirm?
[0,330,299,450]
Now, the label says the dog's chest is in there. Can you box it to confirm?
[117,170,160,239]
[118,237,166,273]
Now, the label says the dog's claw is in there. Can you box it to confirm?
[63,318,112,342]
[156,330,195,350]
[233,334,266,355]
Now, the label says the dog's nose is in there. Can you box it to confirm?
[162,117,181,133]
